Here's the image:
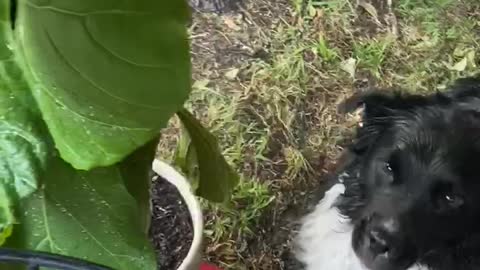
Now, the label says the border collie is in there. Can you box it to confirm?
[295,77,480,270]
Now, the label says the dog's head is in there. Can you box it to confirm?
[338,78,480,270]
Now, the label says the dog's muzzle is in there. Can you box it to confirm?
[354,215,416,270]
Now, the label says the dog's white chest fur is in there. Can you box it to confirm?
[295,184,427,270]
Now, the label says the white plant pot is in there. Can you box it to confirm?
[152,159,204,270]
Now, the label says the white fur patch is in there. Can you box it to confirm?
[295,184,428,270]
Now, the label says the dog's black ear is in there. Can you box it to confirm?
[342,91,434,155]
[450,107,480,147]
[444,76,480,100]
[453,99,480,127]
[341,91,403,155]
[445,77,480,127]
[340,90,430,122]
[339,91,399,118]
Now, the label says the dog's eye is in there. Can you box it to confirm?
[435,192,464,212]
[433,183,465,212]
[383,153,399,176]
[385,162,393,173]
[443,193,464,209]
[384,161,397,178]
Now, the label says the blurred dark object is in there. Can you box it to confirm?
[0,248,113,270]
[188,0,241,13]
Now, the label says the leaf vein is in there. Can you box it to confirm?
[83,19,171,70]
[46,26,164,110]
[40,193,58,253]
[47,197,142,265]
[0,126,43,154]
[21,28,153,131]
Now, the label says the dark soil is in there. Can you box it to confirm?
[149,174,194,270]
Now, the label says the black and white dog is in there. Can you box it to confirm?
[296,77,480,270]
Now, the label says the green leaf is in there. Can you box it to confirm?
[177,109,239,202]
[173,128,200,190]
[119,137,158,233]
[0,0,50,243]
[16,0,191,170]
[5,155,157,270]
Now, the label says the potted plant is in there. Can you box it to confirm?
[151,159,203,270]
[0,0,237,269]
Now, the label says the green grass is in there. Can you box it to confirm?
[202,177,275,243]
[387,0,480,91]
[160,0,480,267]
[354,38,392,78]
[314,35,340,63]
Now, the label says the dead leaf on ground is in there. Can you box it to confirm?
[450,57,468,72]
[223,16,242,31]
[358,1,381,25]
[225,68,240,80]
[341,58,357,79]
[466,50,477,68]
[193,79,211,90]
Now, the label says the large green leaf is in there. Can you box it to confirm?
[0,0,185,267]
[0,0,49,243]
[16,0,191,170]
[177,109,239,202]
[5,155,157,270]
[120,137,159,233]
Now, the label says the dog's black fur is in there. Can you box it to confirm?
[336,77,480,270]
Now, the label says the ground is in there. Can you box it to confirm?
[158,0,480,269]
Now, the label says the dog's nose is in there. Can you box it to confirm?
[367,217,400,256]
[368,229,390,255]
[362,216,415,269]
